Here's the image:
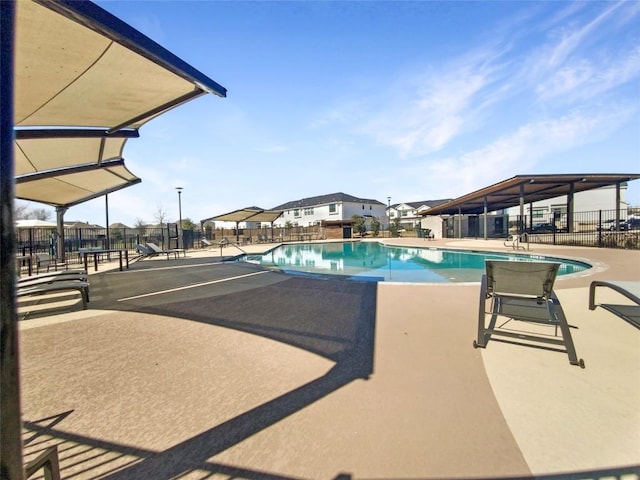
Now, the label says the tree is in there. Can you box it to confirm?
[181,217,197,230]
[14,201,52,220]
[134,218,146,229]
[370,217,381,237]
[352,214,367,236]
[390,217,402,237]
[14,202,29,220]
[31,208,52,221]
[154,204,168,227]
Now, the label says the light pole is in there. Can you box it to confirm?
[176,187,183,248]
[387,196,391,238]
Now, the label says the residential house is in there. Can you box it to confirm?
[388,200,452,230]
[273,192,387,228]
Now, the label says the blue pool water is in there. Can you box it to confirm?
[246,241,591,283]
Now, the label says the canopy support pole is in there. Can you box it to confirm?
[1,2,25,478]
[567,183,575,233]
[56,207,68,263]
[105,194,110,250]
[483,197,488,240]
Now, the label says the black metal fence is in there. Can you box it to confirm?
[16,225,191,266]
[515,209,639,249]
[441,208,639,249]
[15,223,329,267]
[16,209,640,265]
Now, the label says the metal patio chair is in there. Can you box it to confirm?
[473,260,585,368]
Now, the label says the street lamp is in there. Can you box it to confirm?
[387,196,391,238]
[176,187,183,248]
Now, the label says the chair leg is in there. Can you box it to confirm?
[551,292,585,368]
[475,275,491,348]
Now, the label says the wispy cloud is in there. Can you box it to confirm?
[407,105,636,198]
[536,46,640,102]
[318,0,639,167]
[328,48,509,158]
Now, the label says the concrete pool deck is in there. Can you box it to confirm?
[17,239,640,479]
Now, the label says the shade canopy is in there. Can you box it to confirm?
[16,160,141,209]
[13,0,227,208]
[421,174,640,216]
[14,0,226,129]
[202,208,284,224]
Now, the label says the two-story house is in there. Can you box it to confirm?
[273,192,387,228]
[388,200,452,229]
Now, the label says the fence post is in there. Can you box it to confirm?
[597,210,602,247]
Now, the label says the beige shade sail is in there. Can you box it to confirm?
[202,208,284,224]
[14,132,132,176]
[14,0,226,130]
[13,0,227,208]
[15,161,141,208]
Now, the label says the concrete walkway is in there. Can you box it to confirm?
[17,239,640,479]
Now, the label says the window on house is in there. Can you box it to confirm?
[329,203,337,214]
[401,211,408,217]
[362,205,365,210]
[294,209,300,218]
[531,208,546,219]
[304,207,314,215]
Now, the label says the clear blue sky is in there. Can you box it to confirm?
[36,1,640,226]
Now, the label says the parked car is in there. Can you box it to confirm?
[597,219,628,231]
[625,217,640,230]
[527,223,557,233]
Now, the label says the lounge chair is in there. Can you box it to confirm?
[473,260,585,368]
[135,244,155,259]
[201,238,214,248]
[218,237,230,248]
[18,269,87,283]
[34,252,67,273]
[18,270,88,288]
[146,242,186,259]
[17,275,90,309]
[589,280,640,329]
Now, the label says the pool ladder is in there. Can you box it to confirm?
[504,233,529,251]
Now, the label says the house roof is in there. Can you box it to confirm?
[13,0,226,208]
[421,174,640,216]
[274,192,385,210]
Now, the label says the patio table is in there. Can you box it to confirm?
[80,248,129,272]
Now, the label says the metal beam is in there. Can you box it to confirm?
[15,158,126,183]
[14,128,139,140]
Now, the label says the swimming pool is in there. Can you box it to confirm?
[246,241,591,283]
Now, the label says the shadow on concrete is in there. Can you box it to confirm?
[23,269,377,479]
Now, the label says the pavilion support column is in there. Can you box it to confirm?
[105,194,110,250]
[1,2,25,478]
[615,182,621,228]
[483,197,488,240]
[56,207,68,263]
[457,207,462,238]
[519,185,525,234]
[567,183,575,233]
